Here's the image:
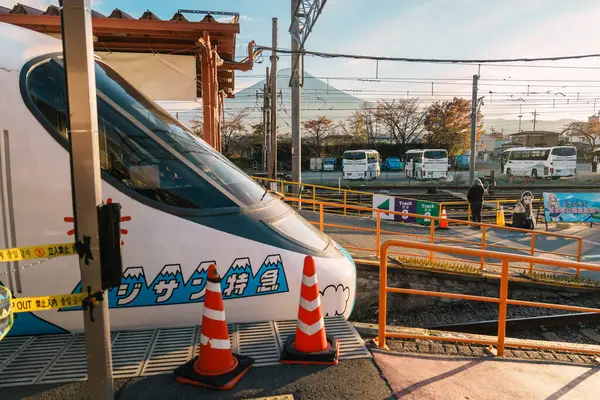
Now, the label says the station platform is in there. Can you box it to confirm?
[373,349,600,400]
[299,210,600,277]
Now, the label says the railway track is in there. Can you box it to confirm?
[425,312,600,348]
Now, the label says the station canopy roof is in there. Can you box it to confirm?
[0,4,243,99]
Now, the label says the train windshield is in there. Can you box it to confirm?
[24,56,271,209]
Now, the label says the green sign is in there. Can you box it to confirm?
[416,201,440,226]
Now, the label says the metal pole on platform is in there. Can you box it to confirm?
[291,0,302,192]
[271,18,278,180]
[59,1,114,398]
[469,74,478,184]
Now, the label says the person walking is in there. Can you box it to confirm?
[467,178,485,229]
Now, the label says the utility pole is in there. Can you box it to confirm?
[264,69,272,175]
[59,0,113,398]
[518,114,523,132]
[532,110,538,131]
[261,82,267,172]
[469,74,478,183]
[291,0,302,191]
[270,18,278,180]
[265,68,271,176]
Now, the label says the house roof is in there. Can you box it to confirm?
[0,4,243,96]
[509,130,559,136]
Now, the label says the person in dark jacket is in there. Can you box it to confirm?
[467,178,485,228]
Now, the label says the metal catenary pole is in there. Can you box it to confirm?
[265,67,271,177]
[59,0,114,398]
[291,0,302,193]
[271,18,278,180]
[469,74,478,183]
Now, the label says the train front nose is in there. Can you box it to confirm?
[314,242,357,320]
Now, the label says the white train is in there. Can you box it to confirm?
[0,22,356,336]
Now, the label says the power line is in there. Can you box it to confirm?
[254,45,600,64]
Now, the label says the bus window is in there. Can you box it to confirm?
[551,147,576,157]
[344,151,366,160]
[424,150,447,159]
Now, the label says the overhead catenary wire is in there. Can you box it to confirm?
[254,45,600,64]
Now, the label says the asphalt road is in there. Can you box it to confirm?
[0,359,393,400]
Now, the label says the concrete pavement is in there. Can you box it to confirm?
[373,350,600,400]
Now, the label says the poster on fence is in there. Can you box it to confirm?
[543,192,600,223]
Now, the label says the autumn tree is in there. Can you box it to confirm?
[303,116,333,156]
[221,108,250,158]
[338,111,367,143]
[189,117,203,138]
[375,98,426,153]
[562,120,599,152]
[424,97,484,156]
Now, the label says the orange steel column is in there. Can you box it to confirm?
[376,211,381,258]
[497,259,509,357]
[529,233,536,273]
[480,226,487,269]
[378,244,389,349]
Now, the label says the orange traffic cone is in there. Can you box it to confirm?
[437,207,449,229]
[280,256,340,365]
[174,265,253,390]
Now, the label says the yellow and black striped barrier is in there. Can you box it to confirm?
[0,242,77,262]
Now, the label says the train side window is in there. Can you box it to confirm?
[24,58,237,209]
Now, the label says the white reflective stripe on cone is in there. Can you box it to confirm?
[203,307,226,321]
[297,318,325,336]
[299,296,321,312]
[205,281,222,293]
[200,334,231,350]
[302,274,317,287]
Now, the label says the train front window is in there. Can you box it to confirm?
[24,56,271,209]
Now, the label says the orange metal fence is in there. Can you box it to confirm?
[284,197,584,276]
[377,239,600,357]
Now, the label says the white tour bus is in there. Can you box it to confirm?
[342,150,381,180]
[501,146,577,179]
[404,149,449,180]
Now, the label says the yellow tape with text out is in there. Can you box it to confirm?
[10,293,90,313]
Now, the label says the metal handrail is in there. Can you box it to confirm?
[284,196,583,271]
[378,239,600,357]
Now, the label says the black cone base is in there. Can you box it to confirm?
[279,334,340,365]
[174,353,254,390]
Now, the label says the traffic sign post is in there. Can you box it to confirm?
[59,0,114,398]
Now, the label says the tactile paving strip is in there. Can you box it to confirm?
[0,316,370,387]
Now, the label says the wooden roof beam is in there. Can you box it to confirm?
[0,14,240,34]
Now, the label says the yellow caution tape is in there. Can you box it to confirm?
[0,243,77,263]
[11,293,88,313]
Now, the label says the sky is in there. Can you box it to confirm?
[4,0,600,131]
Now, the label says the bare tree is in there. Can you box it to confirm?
[360,102,377,145]
[375,98,426,152]
[221,108,250,157]
[303,116,333,157]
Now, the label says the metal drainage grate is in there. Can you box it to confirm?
[0,316,369,387]
[238,322,281,367]
[276,317,371,360]
[0,334,72,387]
